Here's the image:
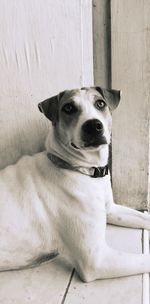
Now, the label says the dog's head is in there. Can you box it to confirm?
[38,87,121,151]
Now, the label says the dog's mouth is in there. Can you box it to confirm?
[71,142,80,150]
[84,137,107,148]
[71,138,107,150]
[84,142,102,148]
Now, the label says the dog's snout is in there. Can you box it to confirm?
[95,121,103,132]
[82,119,103,136]
[81,119,106,147]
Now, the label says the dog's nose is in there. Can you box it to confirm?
[82,119,103,136]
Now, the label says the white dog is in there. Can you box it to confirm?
[1,86,150,282]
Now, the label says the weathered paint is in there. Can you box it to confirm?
[111,0,150,209]
[92,0,111,88]
[93,0,150,209]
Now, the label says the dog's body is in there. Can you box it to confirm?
[1,87,150,282]
[0,148,112,273]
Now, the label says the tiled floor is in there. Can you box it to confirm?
[0,226,148,304]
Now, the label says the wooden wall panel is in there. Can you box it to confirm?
[111,0,150,209]
[93,0,111,87]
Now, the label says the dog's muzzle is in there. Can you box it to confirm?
[81,119,107,147]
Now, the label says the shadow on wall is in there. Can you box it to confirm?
[0,107,50,170]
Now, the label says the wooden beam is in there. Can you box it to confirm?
[111,0,150,209]
[92,0,111,87]
[81,0,93,86]
[143,212,150,304]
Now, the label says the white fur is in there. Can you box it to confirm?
[1,89,150,282]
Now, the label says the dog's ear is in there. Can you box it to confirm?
[95,87,121,111]
[38,91,65,125]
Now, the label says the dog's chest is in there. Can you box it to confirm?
[50,168,113,216]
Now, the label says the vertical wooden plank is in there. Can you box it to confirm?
[111,0,150,209]
[81,0,93,86]
[92,0,111,87]
[149,123,150,209]
[143,212,150,304]
[92,0,113,168]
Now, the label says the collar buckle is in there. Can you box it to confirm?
[92,165,108,178]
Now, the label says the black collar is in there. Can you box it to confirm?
[92,165,108,178]
[47,153,108,178]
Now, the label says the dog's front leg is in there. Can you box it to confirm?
[88,245,150,281]
[107,202,150,230]
[74,241,150,282]
[62,207,150,282]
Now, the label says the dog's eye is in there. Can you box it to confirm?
[62,103,77,114]
[95,100,106,110]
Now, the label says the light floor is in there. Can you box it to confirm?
[0,226,148,304]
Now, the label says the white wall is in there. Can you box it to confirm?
[0,0,93,169]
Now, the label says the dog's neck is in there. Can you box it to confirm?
[45,127,109,169]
